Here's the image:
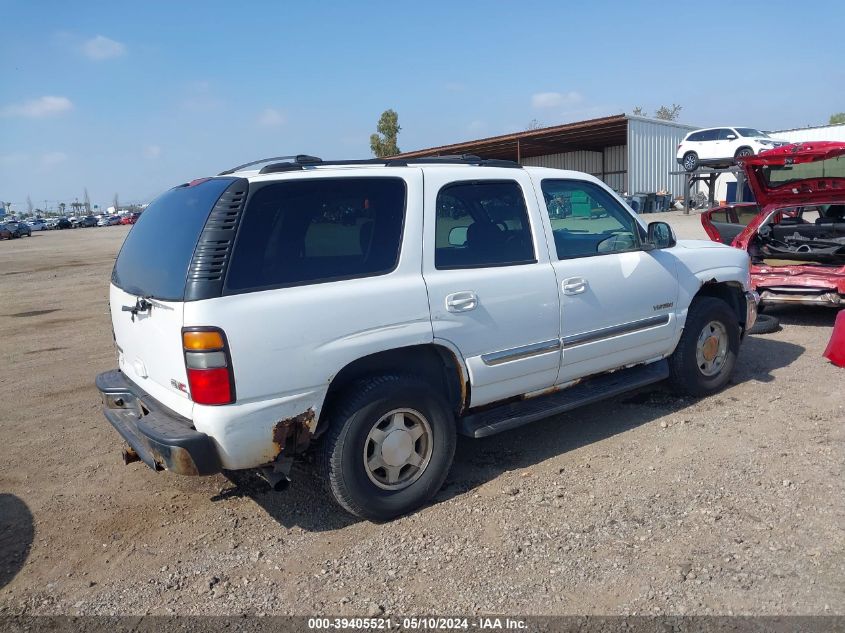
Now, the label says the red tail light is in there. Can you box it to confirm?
[182,328,235,405]
[186,367,232,405]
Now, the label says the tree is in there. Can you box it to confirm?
[526,118,545,130]
[83,187,91,213]
[655,104,683,121]
[58,202,66,215]
[631,104,683,120]
[369,109,401,157]
[113,193,120,213]
[830,112,845,125]
[26,195,33,214]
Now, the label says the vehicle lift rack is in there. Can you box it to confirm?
[668,166,749,214]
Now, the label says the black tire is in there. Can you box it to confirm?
[668,297,740,397]
[318,375,456,521]
[748,313,780,335]
[735,147,754,160]
[682,152,699,172]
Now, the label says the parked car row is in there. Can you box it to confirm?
[11,211,144,231]
[0,220,33,239]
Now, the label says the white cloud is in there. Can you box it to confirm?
[144,145,161,159]
[258,108,286,127]
[83,35,126,60]
[468,120,487,133]
[531,91,583,109]
[41,151,68,167]
[1,96,73,118]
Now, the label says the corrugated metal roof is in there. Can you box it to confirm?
[394,114,629,160]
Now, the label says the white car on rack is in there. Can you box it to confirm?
[96,154,757,520]
[676,126,789,172]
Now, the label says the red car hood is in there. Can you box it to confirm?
[740,141,845,207]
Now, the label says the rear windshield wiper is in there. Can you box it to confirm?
[121,297,152,321]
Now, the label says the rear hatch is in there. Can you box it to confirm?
[741,141,845,206]
[109,177,240,418]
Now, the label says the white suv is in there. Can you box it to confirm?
[96,155,757,520]
[676,127,788,172]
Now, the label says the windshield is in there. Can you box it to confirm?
[762,154,845,188]
[112,177,235,300]
[736,128,769,138]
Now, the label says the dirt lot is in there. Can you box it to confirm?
[1,219,843,617]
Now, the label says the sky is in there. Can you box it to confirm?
[1,0,844,211]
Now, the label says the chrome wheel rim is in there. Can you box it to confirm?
[695,320,729,377]
[363,408,433,491]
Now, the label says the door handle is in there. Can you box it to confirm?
[562,277,588,295]
[445,291,478,313]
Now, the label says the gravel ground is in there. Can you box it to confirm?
[0,219,842,617]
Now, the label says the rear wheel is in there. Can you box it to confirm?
[668,297,740,396]
[318,375,456,521]
[682,152,699,172]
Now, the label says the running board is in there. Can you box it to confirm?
[458,360,669,438]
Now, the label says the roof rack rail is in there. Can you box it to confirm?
[383,154,521,168]
[224,153,521,175]
[218,154,323,175]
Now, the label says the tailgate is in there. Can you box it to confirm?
[110,284,193,418]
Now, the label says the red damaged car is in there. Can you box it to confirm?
[701,142,845,309]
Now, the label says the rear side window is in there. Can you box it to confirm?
[112,177,236,300]
[687,131,703,142]
[434,180,535,269]
[225,177,406,292]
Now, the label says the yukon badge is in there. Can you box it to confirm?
[653,302,673,311]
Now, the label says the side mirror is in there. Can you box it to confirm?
[726,134,737,140]
[647,221,676,249]
[448,226,468,246]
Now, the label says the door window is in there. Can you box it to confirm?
[717,129,735,140]
[434,180,535,269]
[541,179,643,259]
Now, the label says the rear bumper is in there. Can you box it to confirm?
[95,370,221,476]
[758,288,842,307]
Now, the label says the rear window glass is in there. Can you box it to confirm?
[112,177,235,300]
[225,177,406,292]
[761,154,845,187]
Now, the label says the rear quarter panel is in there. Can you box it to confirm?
[183,171,433,470]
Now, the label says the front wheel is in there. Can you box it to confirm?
[668,297,740,397]
[318,375,456,521]
[735,147,754,160]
